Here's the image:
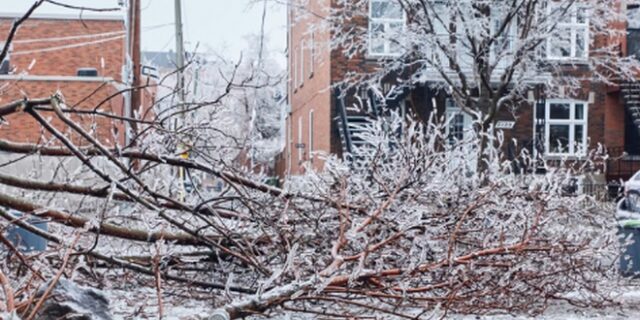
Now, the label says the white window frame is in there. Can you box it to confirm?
[287,116,292,173]
[490,12,518,69]
[297,116,304,161]
[309,32,315,78]
[292,46,298,90]
[444,99,472,144]
[368,0,406,57]
[308,109,314,161]
[299,40,305,87]
[546,4,589,61]
[544,99,588,156]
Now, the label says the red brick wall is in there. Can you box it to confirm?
[282,1,633,177]
[0,18,124,78]
[285,0,333,175]
[0,79,125,145]
[0,17,129,146]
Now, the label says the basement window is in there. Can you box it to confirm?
[77,68,99,77]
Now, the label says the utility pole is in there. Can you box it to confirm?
[130,0,141,137]
[174,0,187,200]
[174,0,186,110]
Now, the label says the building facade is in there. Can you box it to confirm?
[0,13,154,146]
[281,1,640,183]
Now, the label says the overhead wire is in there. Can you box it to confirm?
[9,23,174,56]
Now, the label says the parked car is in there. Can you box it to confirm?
[625,171,640,212]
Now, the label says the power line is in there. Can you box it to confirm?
[14,30,125,44]
[12,23,170,45]
[11,35,125,56]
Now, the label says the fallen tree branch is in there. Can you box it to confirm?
[0,192,205,246]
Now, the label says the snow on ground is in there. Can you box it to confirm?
[101,284,640,319]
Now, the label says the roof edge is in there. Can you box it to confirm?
[0,12,124,22]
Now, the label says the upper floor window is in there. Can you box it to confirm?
[368,0,405,56]
[545,100,588,156]
[297,41,305,88]
[547,5,589,60]
[629,5,640,59]
[491,12,518,68]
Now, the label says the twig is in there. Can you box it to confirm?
[26,234,80,320]
[0,268,15,313]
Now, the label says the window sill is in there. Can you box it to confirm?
[543,154,589,161]
[365,52,402,61]
[546,57,590,65]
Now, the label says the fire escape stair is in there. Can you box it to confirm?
[334,85,407,159]
[621,81,640,135]
[336,96,374,156]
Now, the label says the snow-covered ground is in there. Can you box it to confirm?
[102,284,640,319]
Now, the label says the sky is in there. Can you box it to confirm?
[3,0,287,66]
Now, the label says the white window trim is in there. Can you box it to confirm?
[544,99,588,156]
[299,40,305,87]
[308,109,314,161]
[287,117,292,174]
[297,116,304,162]
[309,32,315,78]
[546,5,590,61]
[368,0,406,57]
[490,13,518,69]
[292,46,298,90]
[445,99,473,144]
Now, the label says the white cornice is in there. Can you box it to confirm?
[0,75,116,82]
[0,12,124,22]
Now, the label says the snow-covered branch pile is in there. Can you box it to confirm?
[0,102,620,317]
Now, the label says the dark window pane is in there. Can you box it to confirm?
[371,1,403,19]
[575,125,584,151]
[549,29,572,57]
[448,113,465,144]
[576,7,588,24]
[575,103,584,120]
[549,124,570,153]
[549,103,570,119]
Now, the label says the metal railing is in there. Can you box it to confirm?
[606,147,640,182]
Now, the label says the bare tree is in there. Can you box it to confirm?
[0,2,628,319]
[326,0,640,170]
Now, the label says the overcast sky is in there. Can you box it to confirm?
[4,0,287,65]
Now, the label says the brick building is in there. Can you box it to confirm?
[0,13,153,146]
[281,1,640,183]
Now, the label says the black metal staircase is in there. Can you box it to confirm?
[336,93,373,156]
[335,85,409,159]
[621,81,640,136]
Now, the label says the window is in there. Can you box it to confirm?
[547,5,589,60]
[292,47,298,90]
[445,99,472,144]
[309,32,315,78]
[297,116,304,161]
[368,0,404,56]
[308,110,314,161]
[545,100,588,155]
[77,68,99,77]
[491,11,517,68]
[299,41,305,87]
